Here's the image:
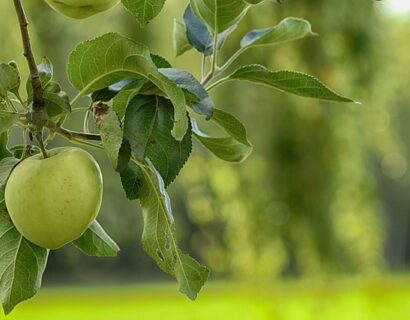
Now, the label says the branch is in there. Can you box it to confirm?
[57,127,102,141]
[13,0,44,112]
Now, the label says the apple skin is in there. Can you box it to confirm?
[5,147,103,249]
[45,0,121,19]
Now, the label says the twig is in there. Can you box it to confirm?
[56,126,102,141]
[13,0,44,112]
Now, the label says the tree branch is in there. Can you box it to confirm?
[13,0,44,112]
[57,127,102,141]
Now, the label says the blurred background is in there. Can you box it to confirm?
[1,0,410,319]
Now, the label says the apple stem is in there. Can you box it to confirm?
[35,133,48,159]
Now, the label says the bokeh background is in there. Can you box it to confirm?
[1,0,410,319]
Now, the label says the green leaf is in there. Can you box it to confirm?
[192,108,252,162]
[0,212,49,315]
[91,78,144,103]
[183,5,236,56]
[67,32,188,141]
[7,61,21,97]
[138,161,209,300]
[190,0,249,33]
[228,65,356,102]
[73,221,120,257]
[123,95,192,186]
[0,111,18,134]
[0,157,19,186]
[159,68,214,119]
[26,57,53,101]
[8,145,40,160]
[240,17,315,48]
[42,81,71,119]
[100,110,123,169]
[173,20,193,57]
[0,133,11,160]
[117,140,142,200]
[112,88,142,119]
[0,157,19,211]
[0,63,20,97]
[150,54,172,69]
[121,0,166,26]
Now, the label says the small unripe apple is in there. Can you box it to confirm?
[45,0,120,19]
[5,147,103,249]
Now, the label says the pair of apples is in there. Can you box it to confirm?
[45,0,120,19]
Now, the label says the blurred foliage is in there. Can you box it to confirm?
[0,0,409,284]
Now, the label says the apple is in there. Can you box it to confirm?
[45,0,121,19]
[5,147,103,249]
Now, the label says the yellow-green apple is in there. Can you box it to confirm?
[45,0,120,19]
[5,147,103,249]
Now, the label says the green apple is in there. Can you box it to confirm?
[5,147,103,249]
[45,0,121,19]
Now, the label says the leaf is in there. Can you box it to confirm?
[26,57,53,101]
[123,95,192,186]
[228,65,356,102]
[100,110,123,169]
[240,17,315,48]
[121,0,166,26]
[192,108,252,162]
[67,32,188,141]
[117,140,142,200]
[190,0,249,33]
[183,5,236,56]
[0,111,18,134]
[173,20,193,57]
[0,157,19,210]
[0,212,48,315]
[0,64,20,97]
[138,161,209,300]
[112,88,142,119]
[0,157,19,186]
[91,78,144,103]
[41,81,71,119]
[8,145,40,160]
[0,133,11,160]
[160,68,214,119]
[151,54,172,69]
[7,61,21,97]
[73,221,120,257]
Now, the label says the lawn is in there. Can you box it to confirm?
[3,276,410,320]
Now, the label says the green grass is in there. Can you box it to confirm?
[3,276,410,320]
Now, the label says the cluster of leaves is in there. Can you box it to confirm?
[0,0,355,314]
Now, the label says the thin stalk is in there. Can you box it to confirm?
[21,129,28,160]
[205,77,232,91]
[201,12,220,86]
[83,110,91,133]
[35,133,48,158]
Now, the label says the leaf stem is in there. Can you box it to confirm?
[219,47,248,75]
[83,110,91,133]
[205,77,231,91]
[201,54,206,80]
[201,11,220,86]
